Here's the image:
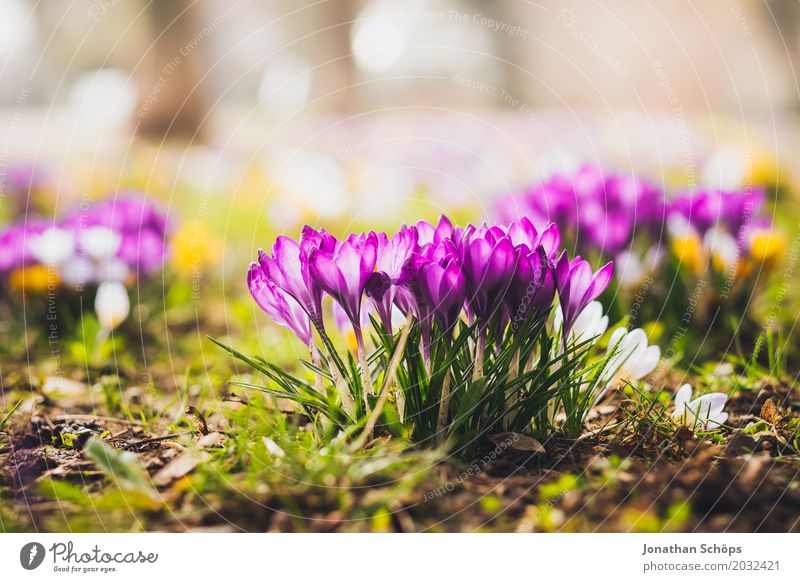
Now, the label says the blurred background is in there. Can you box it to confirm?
[1,0,798,229]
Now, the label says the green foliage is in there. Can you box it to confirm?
[214,306,619,450]
[84,437,160,504]
[0,400,22,432]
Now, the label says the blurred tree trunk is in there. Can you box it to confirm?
[136,0,208,141]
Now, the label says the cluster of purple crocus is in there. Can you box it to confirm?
[61,194,170,277]
[496,165,667,258]
[496,166,779,284]
[668,187,767,241]
[0,193,169,287]
[248,216,613,354]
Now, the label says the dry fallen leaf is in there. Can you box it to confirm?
[152,450,208,486]
[197,432,226,448]
[488,432,546,454]
[42,377,88,398]
[760,398,781,425]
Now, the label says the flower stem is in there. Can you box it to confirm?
[311,317,355,415]
[355,326,373,414]
[503,348,521,430]
[309,344,325,396]
[473,329,485,381]
[436,369,452,445]
[93,326,110,366]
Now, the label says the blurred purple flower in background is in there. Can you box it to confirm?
[668,187,766,240]
[0,220,49,273]
[0,193,169,285]
[61,194,169,277]
[496,165,666,258]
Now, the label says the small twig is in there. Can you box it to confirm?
[350,323,411,451]
[185,406,208,435]
[576,420,624,443]
[53,414,144,426]
[472,330,485,381]
[123,431,194,450]
[435,370,452,446]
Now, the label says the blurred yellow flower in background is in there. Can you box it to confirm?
[749,229,787,264]
[9,264,58,294]
[171,221,222,277]
[671,234,705,276]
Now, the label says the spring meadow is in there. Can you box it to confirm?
[1,2,800,577]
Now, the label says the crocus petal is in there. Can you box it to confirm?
[674,384,692,411]
[629,345,660,379]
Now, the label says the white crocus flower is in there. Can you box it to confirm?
[614,250,645,288]
[702,227,739,272]
[600,327,660,397]
[671,384,728,429]
[94,281,130,331]
[554,301,608,345]
[81,226,121,260]
[61,227,128,286]
[29,227,76,266]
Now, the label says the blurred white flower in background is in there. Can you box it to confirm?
[702,226,739,272]
[81,226,121,261]
[94,281,131,331]
[28,227,76,267]
[614,247,663,289]
[60,226,128,287]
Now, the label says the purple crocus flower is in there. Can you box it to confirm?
[365,225,418,333]
[415,215,454,246]
[555,252,613,342]
[506,246,555,324]
[259,226,335,325]
[572,166,665,256]
[460,231,517,325]
[117,229,167,275]
[248,262,312,345]
[417,257,467,333]
[308,232,378,339]
[65,194,169,235]
[506,217,561,262]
